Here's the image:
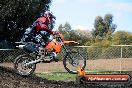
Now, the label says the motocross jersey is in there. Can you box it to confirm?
[33,17,53,34]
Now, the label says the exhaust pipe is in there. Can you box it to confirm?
[15,42,25,49]
[25,59,42,66]
[18,45,25,49]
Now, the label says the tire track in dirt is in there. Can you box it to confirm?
[0,66,95,88]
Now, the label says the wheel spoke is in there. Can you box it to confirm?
[63,52,86,74]
[14,54,36,76]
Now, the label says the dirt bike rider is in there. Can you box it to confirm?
[21,10,58,60]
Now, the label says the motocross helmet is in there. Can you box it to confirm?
[42,11,56,22]
[43,11,56,29]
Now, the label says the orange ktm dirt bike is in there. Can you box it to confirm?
[14,32,86,76]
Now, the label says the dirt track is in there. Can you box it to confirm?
[35,58,132,73]
[0,58,132,88]
[0,66,83,88]
[0,66,132,88]
[1,58,132,73]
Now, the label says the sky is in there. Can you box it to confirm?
[50,0,132,32]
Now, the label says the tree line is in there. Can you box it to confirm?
[57,14,132,46]
[57,14,132,59]
[0,0,52,48]
[0,0,132,49]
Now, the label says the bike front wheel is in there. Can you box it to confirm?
[14,54,36,76]
[63,52,86,74]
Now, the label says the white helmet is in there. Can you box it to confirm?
[44,11,56,29]
[43,11,56,22]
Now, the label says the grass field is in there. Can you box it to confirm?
[36,72,77,81]
[35,70,132,81]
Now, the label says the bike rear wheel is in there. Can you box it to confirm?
[14,54,36,76]
[63,52,86,74]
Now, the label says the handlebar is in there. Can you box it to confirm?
[52,32,79,45]
[63,41,79,44]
